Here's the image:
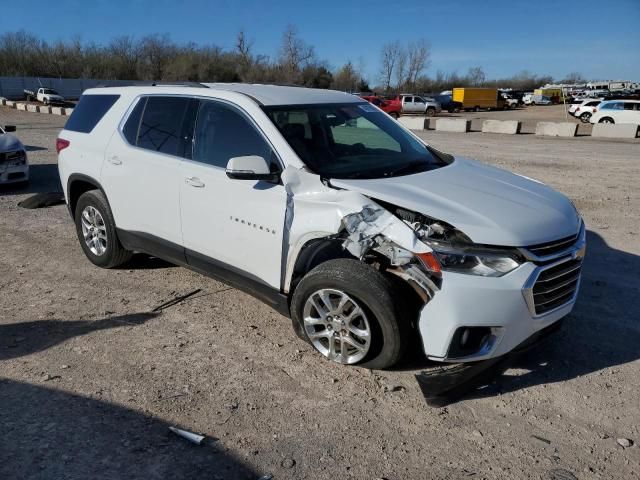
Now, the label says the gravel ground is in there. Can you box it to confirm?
[1,107,639,480]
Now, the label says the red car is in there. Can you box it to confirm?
[360,95,401,119]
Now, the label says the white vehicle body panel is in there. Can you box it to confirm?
[331,158,580,246]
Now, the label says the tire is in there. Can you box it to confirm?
[291,259,409,369]
[44,98,49,106]
[474,106,481,112]
[580,112,591,123]
[426,107,436,117]
[599,117,614,124]
[74,189,132,268]
[389,111,399,119]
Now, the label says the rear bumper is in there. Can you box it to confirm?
[418,258,579,363]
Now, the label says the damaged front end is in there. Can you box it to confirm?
[281,165,445,334]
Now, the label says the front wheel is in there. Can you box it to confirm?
[291,259,408,369]
[425,107,436,117]
[75,190,132,268]
[599,117,614,124]
[389,111,399,119]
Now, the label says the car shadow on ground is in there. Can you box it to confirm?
[0,378,259,479]
[0,163,61,197]
[411,230,640,406]
[0,313,160,361]
[25,145,47,152]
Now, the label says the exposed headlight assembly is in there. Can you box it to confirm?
[388,205,522,277]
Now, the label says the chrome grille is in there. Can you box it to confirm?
[532,258,582,315]
[526,233,579,257]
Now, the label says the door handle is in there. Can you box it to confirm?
[108,155,122,165]
[185,176,205,188]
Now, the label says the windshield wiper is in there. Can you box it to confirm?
[383,161,426,178]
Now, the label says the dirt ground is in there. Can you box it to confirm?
[1,107,639,480]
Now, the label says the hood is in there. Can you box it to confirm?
[0,133,24,153]
[330,157,581,247]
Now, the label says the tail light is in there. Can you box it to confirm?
[56,138,70,154]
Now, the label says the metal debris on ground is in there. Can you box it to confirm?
[168,426,205,445]
[617,437,633,448]
[532,434,552,444]
[547,468,578,480]
[257,475,273,480]
[151,289,202,312]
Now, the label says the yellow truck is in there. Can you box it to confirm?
[452,88,505,111]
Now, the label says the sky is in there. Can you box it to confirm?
[1,0,639,83]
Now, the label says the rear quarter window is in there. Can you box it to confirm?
[64,94,120,133]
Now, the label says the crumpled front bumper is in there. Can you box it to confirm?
[418,261,578,362]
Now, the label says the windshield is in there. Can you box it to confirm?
[264,103,449,179]
[43,88,58,94]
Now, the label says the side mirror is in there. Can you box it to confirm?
[4,125,16,132]
[225,155,280,183]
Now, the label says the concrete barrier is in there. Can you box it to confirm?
[0,98,6,106]
[398,116,428,130]
[16,103,28,111]
[51,107,65,115]
[436,118,471,133]
[535,122,577,137]
[591,123,639,139]
[64,107,74,116]
[38,105,52,114]
[26,104,38,113]
[481,119,521,134]
[5,101,16,108]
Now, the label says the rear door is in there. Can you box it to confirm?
[179,98,287,289]
[101,95,198,252]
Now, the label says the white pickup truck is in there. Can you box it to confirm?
[24,88,66,105]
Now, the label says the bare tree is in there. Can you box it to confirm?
[467,66,486,86]
[236,30,254,67]
[378,41,401,92]
[405,39,430,90]
[278,25,315,83]
[394,47,407,91]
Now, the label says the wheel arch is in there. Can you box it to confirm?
[67,173,111,219]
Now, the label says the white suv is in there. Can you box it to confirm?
[57,84,585,369]
[589,100,640,125]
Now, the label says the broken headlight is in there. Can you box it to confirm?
[390,205,521,277]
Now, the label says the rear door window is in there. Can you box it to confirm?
[64,94,120,133]
[136,96,198,157]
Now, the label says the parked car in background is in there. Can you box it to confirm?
[500,92,519,109]
[58,84,584,369]
[0,125,29,185]
[431,94,462,113]
[452,88,506,111]
[522,92,534,105]
[590,100,640,125]
[24,87,66,105]
[530,95,552,106]
[360,95,402,119]
[388,95,441,116]
[572,99,602,123]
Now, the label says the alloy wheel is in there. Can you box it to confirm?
[81,205,108,256]
[302,288,371,364]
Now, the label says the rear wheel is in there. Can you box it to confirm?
[389,111,399,119]
[74,190,132,268]
[580,112,591,123]
[426,107,436,117]
[291,259,408,369]
[474,105,481,112]
[599,117,614,124]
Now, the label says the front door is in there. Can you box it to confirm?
[179,99,287,289]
